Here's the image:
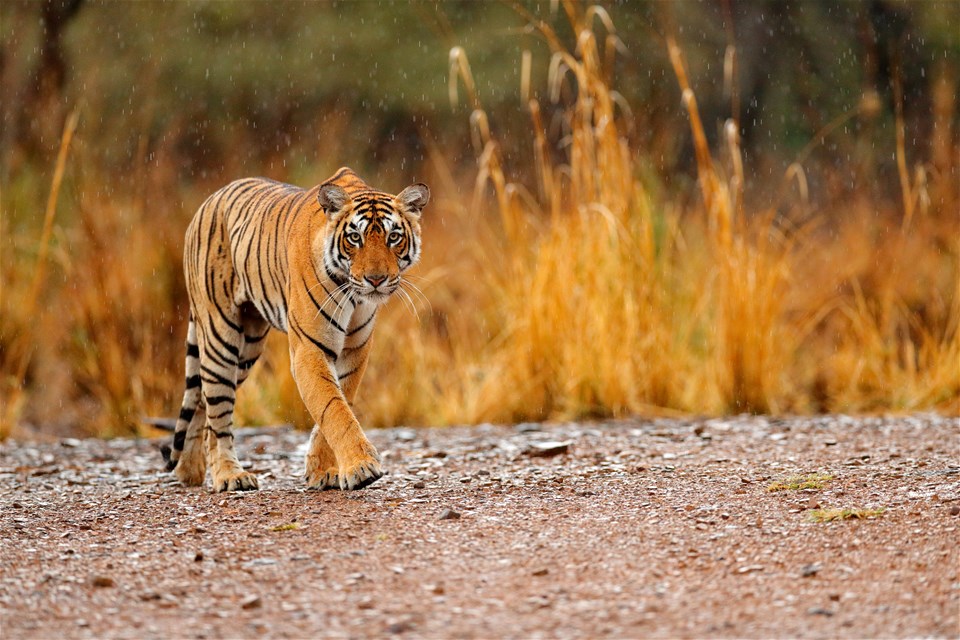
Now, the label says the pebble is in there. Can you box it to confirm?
[438,508,460,521]
[92,575,115,588]
[241,595,262,610]
[386,621,413,634]
[394,429,417,442]
[950,505,960,516]
[801,563,822,577]
[807,607,835,617]
[527,441,571,457]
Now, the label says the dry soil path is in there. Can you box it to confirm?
[1,414,958,639]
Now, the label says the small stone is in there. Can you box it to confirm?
[807,496,822,510]
[386,621,413,634]
[438,508,460,521]
[412,481,425,489]
[824,438,838,446]
[60,438,82,448]
[527,441,571,457]
[801,563,821,577]
[950,505,960,516]
[532,568,549,576]
[241,595,262,610]
[194,551,204,562]
[92,575,115,588]
[807,607,834,617]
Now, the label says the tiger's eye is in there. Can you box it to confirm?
[388,231,403,244]
[347,232,362,245]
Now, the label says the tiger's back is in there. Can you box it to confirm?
[184,177,305,334]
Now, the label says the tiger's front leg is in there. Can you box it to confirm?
[292,344,382,491]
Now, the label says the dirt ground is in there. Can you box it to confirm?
[0,414,958,639]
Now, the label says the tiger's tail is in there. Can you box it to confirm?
[161,315,204,472]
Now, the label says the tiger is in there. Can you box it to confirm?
[160,167,429,492]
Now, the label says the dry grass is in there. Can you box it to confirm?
[767,474,834,492]
[1,3,957,437]
[808,508,885,523]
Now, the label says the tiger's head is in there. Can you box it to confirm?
[318,180,429,305]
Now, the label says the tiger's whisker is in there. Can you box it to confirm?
[400,279,433,313]
[397,286,421,323]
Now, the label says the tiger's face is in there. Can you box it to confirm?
[318,182,429,304]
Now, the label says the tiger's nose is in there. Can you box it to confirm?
[365,274,387,287]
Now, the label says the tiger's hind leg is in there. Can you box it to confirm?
[164,316,209,486]
[196,311,259,492]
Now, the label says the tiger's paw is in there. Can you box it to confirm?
[305,466,340,490]
[338,456,383,491]
[213,470,259,492]
[174,457,207,487]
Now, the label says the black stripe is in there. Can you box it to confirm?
[173,429,186,451]
[208,409,233,420]
[207,321,240,359]
[185,375,201,389]
[347,311,375,336]
[239,357,260,370]
[211,296,243,335]
[319,396,343,424]
[302,275,346,332]
[202,342,234,370]
[178,406,196,423]
[343,334,371,353]
[201,365,236,389]
[291,319,337,362]
[186,343,200,358]
[205,395,235,407]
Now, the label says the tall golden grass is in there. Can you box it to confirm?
[1,4,956,439]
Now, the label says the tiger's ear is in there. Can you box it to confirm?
[318,184,350,219]
[397,183,430,219]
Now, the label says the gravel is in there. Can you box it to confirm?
[0,414,958,638]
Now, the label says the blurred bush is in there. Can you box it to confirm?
[0,1,956,437]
